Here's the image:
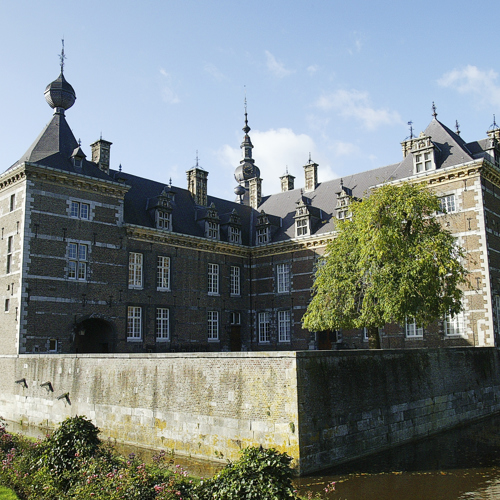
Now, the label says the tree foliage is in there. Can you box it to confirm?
[302,182,469,344]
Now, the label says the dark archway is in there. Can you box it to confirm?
[74,317,115,353]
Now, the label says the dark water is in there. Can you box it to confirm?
[294,414,500,499]
[7,415,500,499]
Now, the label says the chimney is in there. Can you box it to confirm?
[90,138,112,174]
[280,170,295,192]
[303,157,318,192]
[249,177,262,209]
[187,166,208,206]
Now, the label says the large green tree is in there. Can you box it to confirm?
[302,182,469,348]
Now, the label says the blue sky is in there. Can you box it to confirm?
[1,1,500,200]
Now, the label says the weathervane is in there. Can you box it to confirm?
[489,114,499,131]
[59,39,66,74]
[408,121,414,139]
[455,120,460,136]
[432,102,437,119]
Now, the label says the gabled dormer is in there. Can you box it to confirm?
[335,180,353,220]
[227,209,242,244]
[256,210,271,245]
[147,186,174,231]
[203,202,220,240]
[294,196,311,237]
[71,146,86,169]
[402,132,438,174]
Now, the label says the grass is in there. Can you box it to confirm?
[0,485,19,500]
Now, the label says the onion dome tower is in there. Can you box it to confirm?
[234,100,262,207]
[44,40,76,115]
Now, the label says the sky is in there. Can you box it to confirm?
[1,1,500,201]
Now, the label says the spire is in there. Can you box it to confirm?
[59,39,66,75]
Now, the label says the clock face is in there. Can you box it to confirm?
[243,164,254,176]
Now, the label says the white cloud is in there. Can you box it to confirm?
[216,128,337,195]
[265,50,293,78]
[159,68,180,104]
[315,89,401,130]
[307,65,319,75]
[348,32,363,55]
[204,62,225,82]
[438,65,500,107]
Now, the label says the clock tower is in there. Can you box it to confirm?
[234,103,262,206]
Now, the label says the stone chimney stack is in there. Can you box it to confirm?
[249,177,262,209]
[280,169,295,192]
[90,138,112,174]
[187,166,208,206]
[303,156,318,192]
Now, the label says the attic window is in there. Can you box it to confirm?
[156,210,172,231]
[415,152,433,173]
[229,226,241,244]
[256,227,269,245]
[73,157,82,168]
[206,221,219,239]
[296,218,309,237]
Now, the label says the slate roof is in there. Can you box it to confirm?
[110,169,255,246]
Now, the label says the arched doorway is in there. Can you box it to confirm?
[74,316,115,353]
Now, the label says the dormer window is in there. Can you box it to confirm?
[229,226,241,244]
[206,221,219,239]
[256,227,269,245]
[156,210,172,231]
[415,151,433,172]
[411,133,436,173]
[296,218,309,236]
[335,182,353,220]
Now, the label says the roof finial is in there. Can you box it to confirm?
[59,39,66,74]
[169,177,172,187]
[340,178,343,188]
[308,152,312,164]
[455,120,460,136]
[489,114,499,131]
[195,150,199,167]
[243,89,250,135]
[285,165,288,174]
[432,102,437,119]
[408,121,414,139]
[119,164,122,172]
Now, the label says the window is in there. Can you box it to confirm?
[415,152,433,173]
[156,210,172,230]
[70,201,90,220]
[363,327,369,342]
[278,310,291,343]
[230,266,240,296]
[208,311,219,340]
[296,218,309,236]
[338,210,349,220]
[206,221,219,239]
[127,306,142,339]
[230,312,241,325]
[405,318,423,338]
[258,312,270,343]
[229,226,241,244]
[48,339,58,352]
[156,308,170,341]
[6,236,13,274]
[445,311,465,337]
[128,253,143,289]
[277,264,290,293]
[208,263,219,295]
[157,256,170,291]
[439,194,457,214]
[4,299,9,312]
[68,242,88,280]
[9,194,15,212]
[256,227,269,245]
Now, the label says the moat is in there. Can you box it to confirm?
[8,413,500,499]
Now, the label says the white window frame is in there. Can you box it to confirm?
[256,227,269,245]
[278,310,291,343]
[208,311,219,340]
[229,226,241,244]
[6,236,13,274]
[156,210,172,231]
[128,252,143,289]
[157,256,171,291]
[258,312,271,343]
[230,266,240,296]
[277,263,290,293]
[70,201,90,220]
[405,318,423,338]
[230,312,241,325]
[68,242,88,280]
[296,218,309,237]
[206,221,219,239]
[439,194,457,214]
[156,308,170,341]
[208,263,219,295]
[445,311,466,337]
[127,306,142,340]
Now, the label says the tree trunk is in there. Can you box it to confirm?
[368,326,381,349]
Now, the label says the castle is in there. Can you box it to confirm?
[1,62,500,355]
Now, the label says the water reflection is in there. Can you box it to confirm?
[295,414,500,500]
[7,414,500,499]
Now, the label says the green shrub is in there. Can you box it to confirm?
[196,446,299,500]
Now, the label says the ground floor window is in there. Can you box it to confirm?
[278,310,291,342]
[127,306,142,340]
[156,308,169,341]
[208,311,219,340]
[258,312,270,343]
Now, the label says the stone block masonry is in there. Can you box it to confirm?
[1,348,500,475]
